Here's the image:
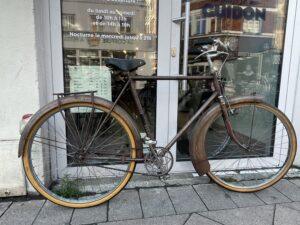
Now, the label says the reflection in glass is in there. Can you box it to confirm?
[177,0,288,161]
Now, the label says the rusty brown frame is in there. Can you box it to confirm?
[109,72,245,157]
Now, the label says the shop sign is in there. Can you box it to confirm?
[64,31,156,50]
[203,3,266,20]
[66,31,153,42]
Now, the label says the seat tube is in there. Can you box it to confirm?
[129,80,154,140]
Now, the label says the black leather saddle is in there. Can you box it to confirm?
[105,58,146,72]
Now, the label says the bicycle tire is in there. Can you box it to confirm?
[21,95,141,208]
[191,99,297,192]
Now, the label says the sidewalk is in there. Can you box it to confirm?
[0,175,300,225]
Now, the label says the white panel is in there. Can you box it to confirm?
[168,0,195,173]
[277,0,300,166]
[49,0,68,178]
[278,0,298,117]
[289,1,300,166]
[34,0,53,107]
[155,0,172,147]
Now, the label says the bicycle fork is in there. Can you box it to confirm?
[213,74,250,151]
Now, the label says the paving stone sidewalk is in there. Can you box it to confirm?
[1,177,300,225]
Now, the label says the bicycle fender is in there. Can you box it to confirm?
[189,95,265,175]
[18,95,143,158]
[19,119,35,158]
[18,99,59,158]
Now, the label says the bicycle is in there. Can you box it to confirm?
[18,38,297,208]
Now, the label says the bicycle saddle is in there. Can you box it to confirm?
[105,58,146,72]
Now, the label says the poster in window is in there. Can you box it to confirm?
[69,66,112,113]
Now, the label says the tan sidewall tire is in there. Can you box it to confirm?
[22,100,138,208]
[198,101,297,192]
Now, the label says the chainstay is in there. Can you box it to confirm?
[95,163,162,177]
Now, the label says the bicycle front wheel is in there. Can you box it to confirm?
[193,100,297,192]
[22,96,140,208]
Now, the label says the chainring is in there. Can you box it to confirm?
[144,147,174,176]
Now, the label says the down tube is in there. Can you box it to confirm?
[164,92,218,152]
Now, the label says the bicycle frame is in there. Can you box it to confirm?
[109,71,244,158]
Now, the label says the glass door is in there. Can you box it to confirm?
[172,0,291,172]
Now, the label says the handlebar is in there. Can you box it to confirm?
[189,38,232,74]
[191,38,231,62]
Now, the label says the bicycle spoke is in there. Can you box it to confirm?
[202,102,295,191]
[26,103,136,205]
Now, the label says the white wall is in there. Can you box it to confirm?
[0,0,40,196]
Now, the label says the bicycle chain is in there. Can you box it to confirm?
[94,152,172,180]
[95,163,163,177]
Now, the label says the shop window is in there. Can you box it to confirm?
[61,0,158,164]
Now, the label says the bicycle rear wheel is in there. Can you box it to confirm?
[192,100,297,192]
[21,96,141,208]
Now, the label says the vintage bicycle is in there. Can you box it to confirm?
[18,38,297,208]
